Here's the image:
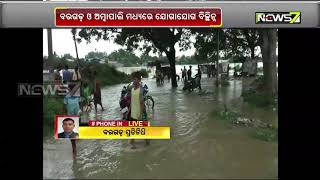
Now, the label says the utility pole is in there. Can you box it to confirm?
[47,29,53,60]
[216,29,220,86]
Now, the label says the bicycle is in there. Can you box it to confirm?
[81,98,94,113]
[143,84,154,111]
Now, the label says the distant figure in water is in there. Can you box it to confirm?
[181,68,185,81]
[197,64,202,80]
[187,66,192,80]
[183,66,187,81]
[93,71,104,113]
[160,71,164,84]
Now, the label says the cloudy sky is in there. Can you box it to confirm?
[43,29,196,58]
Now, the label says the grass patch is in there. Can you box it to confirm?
[43,97,64,140]
[209,109,241,122]
[242,90,275,108]
[209,109,278,142]
[252,128,278,142]
[242,76,276,108]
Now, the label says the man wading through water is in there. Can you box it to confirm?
[63,65,81,160]
[126,72,150,149]
[63,82,80,160]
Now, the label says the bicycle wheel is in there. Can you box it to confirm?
[145,96,154,110]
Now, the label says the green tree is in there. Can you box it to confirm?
[140,54,158,65]
[223,29,244,60]
[176,55,197,65]
[61,53,74,61]
[108,49,140,66]
[77,28,192,88]
[192,29,228,84]
[85,51,107,63]
[241,29,260,59]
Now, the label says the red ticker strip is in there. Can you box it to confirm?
[55,7,222,27]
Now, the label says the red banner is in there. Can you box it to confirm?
[88,120,150,127]
[55,7,222,27]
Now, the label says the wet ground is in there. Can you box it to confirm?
[43,76,278,179]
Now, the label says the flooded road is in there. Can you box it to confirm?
[43,76,278,179]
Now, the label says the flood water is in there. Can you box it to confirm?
[43,71,278,179]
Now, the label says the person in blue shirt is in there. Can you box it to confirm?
[62,65,72,84]
[64,83,81,115]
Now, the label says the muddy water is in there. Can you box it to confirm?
[43,76,278,179]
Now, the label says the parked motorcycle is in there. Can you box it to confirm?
[183,74,202,92]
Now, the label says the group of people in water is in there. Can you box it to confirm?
[54,64,105,159]
[54,64,104,115]
[52,64,207,157]
[155,64,203,85]
[181,65,202,82]
[54,64,152,157]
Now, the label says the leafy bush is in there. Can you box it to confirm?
[252,128,278,142]
[209,110,241,122]
[242,76,276,107]
[242,90,275,107]
[81,63,131,86]
[131,69,149,79]
[139,69,149,78]
[43,97,64,139]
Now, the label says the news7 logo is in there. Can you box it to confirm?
[255,12,301,24]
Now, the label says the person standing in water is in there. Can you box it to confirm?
[63,83,81,160]
[187,66,192,80]
[126,72,150,149]
[197,64,202,80]
[183,66,187,81]
[181,68,186,82]
[93,71,104,113]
